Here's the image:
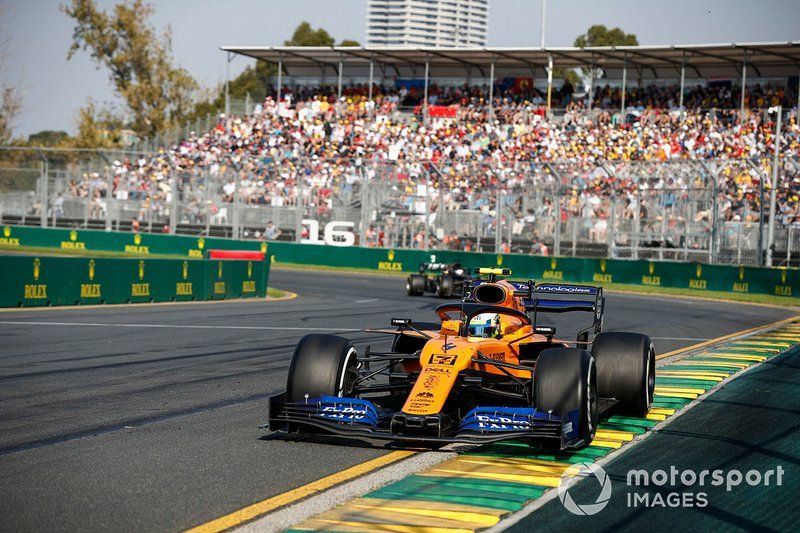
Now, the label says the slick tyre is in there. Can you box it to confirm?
[406,275,425,296]
[592,332,655,417]
[436,274,455,298]
[534,348,597,447]
[286,334,358,402]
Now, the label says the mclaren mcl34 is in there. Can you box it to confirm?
[266,268,655,449]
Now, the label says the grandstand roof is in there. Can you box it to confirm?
[221,42,800,80]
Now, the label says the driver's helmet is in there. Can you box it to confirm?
[468,313,501,338]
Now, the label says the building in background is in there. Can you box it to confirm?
[366,0,488,47]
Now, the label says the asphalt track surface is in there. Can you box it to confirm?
[0,268,796,532]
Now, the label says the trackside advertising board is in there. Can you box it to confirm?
[0,254,269,307]
[0,225,264,258]
[0,226,795,298]
[265,242,797,298]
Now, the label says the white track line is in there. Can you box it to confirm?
[236,449,460,533]
[0,320,359,332]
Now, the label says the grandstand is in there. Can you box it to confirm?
[1,43,799,266]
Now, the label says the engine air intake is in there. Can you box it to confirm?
[473,283,507,304]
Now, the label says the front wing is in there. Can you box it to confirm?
[265,392,585,449]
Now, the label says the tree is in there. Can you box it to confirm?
[284,21,335,47]
[28,130,70,146]
[338,39,360,47]
[73,100,125,148]
[554,25,639,89]
[574,25,638,48]
[62,0,198,139]
[0,6,23,144]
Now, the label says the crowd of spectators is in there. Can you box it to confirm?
[60,81,800,250]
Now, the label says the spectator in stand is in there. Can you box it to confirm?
[264,221,282,240]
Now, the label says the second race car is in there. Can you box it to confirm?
[406,261,470,298]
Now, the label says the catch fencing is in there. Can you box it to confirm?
[0,146,797,267]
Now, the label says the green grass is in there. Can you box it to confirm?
[273,261,408,277]
[0,244,190,260]
[267,287,287,298]
[600,281,800,307]
[273,261,800,307]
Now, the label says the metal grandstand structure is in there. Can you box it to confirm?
[221,42,800,115]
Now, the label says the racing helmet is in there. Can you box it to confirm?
[468,313,501,338]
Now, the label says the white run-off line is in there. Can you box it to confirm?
[0,320,360,332]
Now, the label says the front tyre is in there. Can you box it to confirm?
[592,332,655,417]
[286,334,358,402]
[534,348,597,447]
[406,275,425,296]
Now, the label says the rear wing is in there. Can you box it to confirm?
[526,283,605,346]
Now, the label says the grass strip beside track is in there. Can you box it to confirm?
[0,244,189,259]
[273,262,800,307]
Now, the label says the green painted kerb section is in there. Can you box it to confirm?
[0,254,270,307]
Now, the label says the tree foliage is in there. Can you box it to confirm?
[338,39,360,47]
[27,130,70,146]
[284,21,335,47]
[0,6,23,144]
[62,0,198,139]
[73,100,126,149]
[574,24,638,48]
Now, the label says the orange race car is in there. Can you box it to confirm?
[266,268,655,449]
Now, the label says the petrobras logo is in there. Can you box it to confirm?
[475,413,531,431]
[538,284,594,294]
[320,405,369,420]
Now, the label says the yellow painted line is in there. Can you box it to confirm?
[654,386,708,395]
[588,438,625,449]
[349,502,502,526]
[665,360,749,369]
[455,457,572,474]
[723,345,781,352]
[298,518,472,533]
[658,370,729,378]
[595,429,635,441]
[184,451,414,533]
[424,467,563,487]
[646,413,667,421]
[649,407,677,416]
[736,335,793,347]
[657,372,725,382]
[655,392,700,400]
[703,353,767,362]
[655,315,800,360]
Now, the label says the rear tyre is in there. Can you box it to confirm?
[286,334,358,402]
[534,348,597,447]
[592,332,655,417]
[406,275,425,296]
[436,274,454,298]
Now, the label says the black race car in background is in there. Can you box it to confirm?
[406,262,470,298]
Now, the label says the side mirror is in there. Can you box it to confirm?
[535,325,556,340]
